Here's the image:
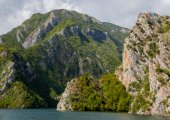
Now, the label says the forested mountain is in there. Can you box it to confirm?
[0,9,129,108]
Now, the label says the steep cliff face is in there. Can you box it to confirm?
[0,9,129,108]
[116,13,170,115]
[0,49,46,108]
[57,77,79,111]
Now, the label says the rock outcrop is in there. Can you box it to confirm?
[0,37,2,44]
[0,61,15,94]
[57,78,78,111]
[116,13,170,116]
[22,12,60,48]
[0,51,36,94]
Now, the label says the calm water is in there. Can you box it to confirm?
[0,109,169,120]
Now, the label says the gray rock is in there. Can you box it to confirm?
[0,62,15,94]
[0,51,8,58]
[0,37,2,44]
[57,79,77,111]
[22,12,60,48]
[116,13,170,116]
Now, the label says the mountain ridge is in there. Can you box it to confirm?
[0,9,129,108]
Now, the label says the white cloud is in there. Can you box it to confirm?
[1,0,170,35]
[161,0,170,5]
[42,0,80,12]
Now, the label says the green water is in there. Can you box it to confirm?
[0,109,169,120]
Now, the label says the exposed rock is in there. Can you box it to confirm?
[0,54,36,95]
[0,37,2,44]
[0,62,15,94]
[116,13,170,116]
[22,12,60,48]
[16,29,24,42]
[91,17,101,24]
[85,29,107,42]
[120,28,130,33]
[78,57,84,75]
[57,25,80,36]
[57,78,78,111]
[0,51,8,58]
[13,54,36,82]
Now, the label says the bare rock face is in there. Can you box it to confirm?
[116,13,170,116]
[0,53,36,95]
[57,78,79,111]
[0,51,8,58]
[0,61,15,94]
[0,37,3,44]
[22,12,60,48]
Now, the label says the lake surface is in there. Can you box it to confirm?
[0,109,169,120]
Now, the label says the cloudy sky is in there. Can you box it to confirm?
[0,0,170,35]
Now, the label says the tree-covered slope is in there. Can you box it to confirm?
[0,9,129,108]
[57,74,131,112]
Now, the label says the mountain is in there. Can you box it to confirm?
[0,9,129,108]
[116,13,170,116]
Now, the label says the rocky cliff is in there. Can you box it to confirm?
[116,13,170,116]
[57,77,80,111]
[0,9,129,108]
[0,48,46,108]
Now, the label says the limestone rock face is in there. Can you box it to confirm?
[22,12,60,48]
[116,13,170,116]
[0,52,36,95]
[57,78,79,111]
[0,37,3,44]
[0,61,15,94]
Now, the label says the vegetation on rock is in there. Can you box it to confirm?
[0,9,129,108]
[67,74,131,112]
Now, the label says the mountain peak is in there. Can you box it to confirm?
[0,9,129,108]
[134,12,168,34]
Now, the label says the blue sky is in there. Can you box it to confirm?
[0,0,170,35]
